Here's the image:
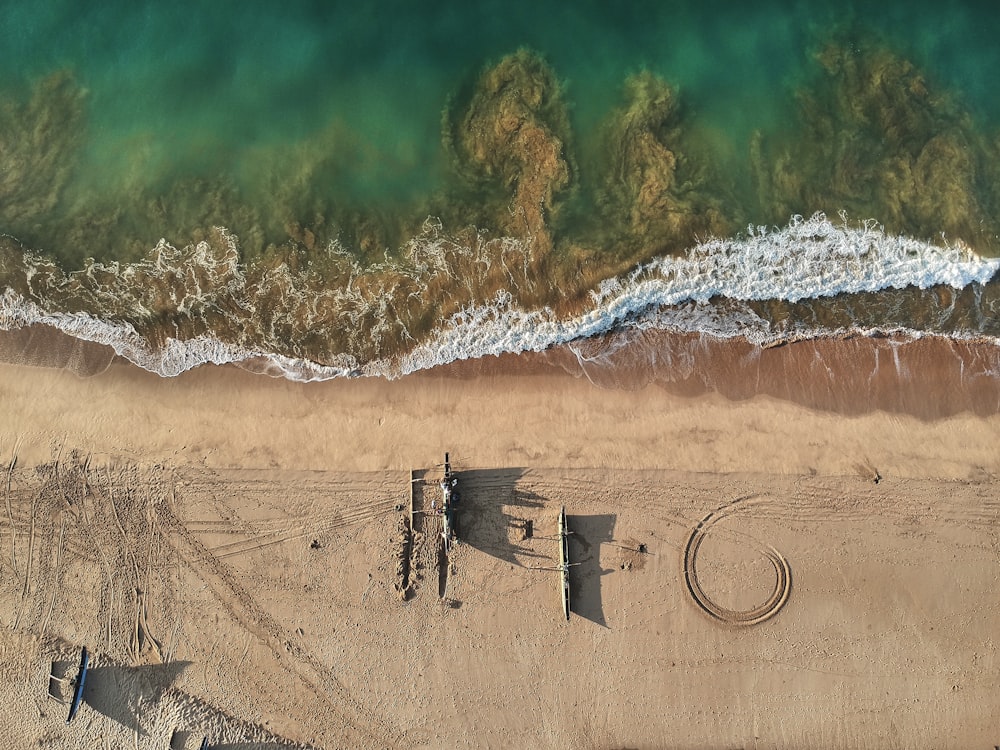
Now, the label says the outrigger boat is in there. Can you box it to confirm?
[439,452,459,555]
[66,646,89,725]
[534,506,575,619]
[559,506,570,620]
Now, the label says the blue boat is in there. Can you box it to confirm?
[66,646,89,724]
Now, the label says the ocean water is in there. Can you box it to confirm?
[1,0,999,385]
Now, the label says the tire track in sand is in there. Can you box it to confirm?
[683,496,791,627]
[158,503,402,748]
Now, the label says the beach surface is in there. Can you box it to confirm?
[1,343,998,748]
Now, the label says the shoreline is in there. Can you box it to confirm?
[0,329,998,478]
[0,335,998,747]
[3,321,1000,424]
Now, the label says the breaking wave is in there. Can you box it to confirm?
[1,213,998,381]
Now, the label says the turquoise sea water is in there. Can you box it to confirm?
[1,1,1000,377]
[2,0,997,242]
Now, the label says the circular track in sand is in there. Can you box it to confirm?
[683,500,791,626]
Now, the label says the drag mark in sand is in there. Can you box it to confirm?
[39,515,65,636]
[4,444,17,575]
[11,482,36,632]
[160,504,403,747]
[683,496,791,626]
[190,499,398,561]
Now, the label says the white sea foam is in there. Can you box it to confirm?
[597,212,1000,304]
[1,213,998,380]
[396,213,1000,374]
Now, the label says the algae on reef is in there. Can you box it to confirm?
[0,72,86,237]
[442,49,574,254]
[591,70,736,262]
[751,34,1000,253]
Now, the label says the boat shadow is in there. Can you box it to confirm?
[69,660,193,735]
[568,513,617,628]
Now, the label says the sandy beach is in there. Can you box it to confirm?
[4,2,1000,747]
[1,339,999,748]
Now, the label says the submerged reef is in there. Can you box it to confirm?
[443,49,573,254]
[591,71,736,263]
[752,34,1000,252]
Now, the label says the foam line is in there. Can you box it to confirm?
[596,213,1000,305]
[397,213,1000,373]
[1,213,998,380]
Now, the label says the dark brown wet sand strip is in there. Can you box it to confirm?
[2,323,998,419]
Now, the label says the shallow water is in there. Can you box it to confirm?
[1,1,999,380]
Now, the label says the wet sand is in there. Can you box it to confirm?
[0,337,998,748]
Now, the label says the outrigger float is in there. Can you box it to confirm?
[49,646,90,725]
[57,645,89,725]
[536,506,575,620]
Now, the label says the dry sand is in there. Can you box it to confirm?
[0,349,998,749]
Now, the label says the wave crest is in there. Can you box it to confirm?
[594,212,999,306]
[1,213,998,380]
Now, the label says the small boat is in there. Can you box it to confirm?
[439,452,459,555]
[559,506,570,621]
[66,646,89,725]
